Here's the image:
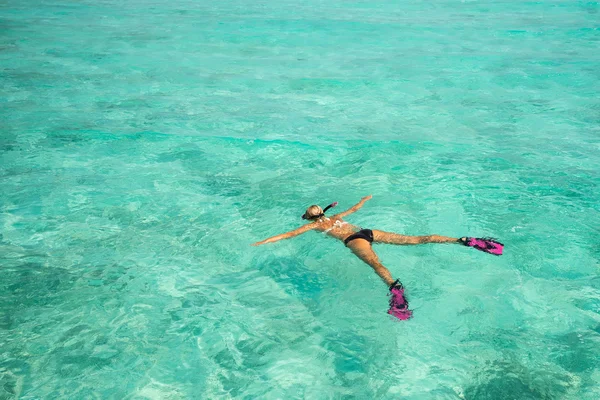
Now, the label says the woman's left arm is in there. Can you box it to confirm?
[251,223,316,246]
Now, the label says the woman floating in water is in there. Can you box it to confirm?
[252,196,503,320]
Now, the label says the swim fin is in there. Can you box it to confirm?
[388,279,413,320]
[460,237,504,256]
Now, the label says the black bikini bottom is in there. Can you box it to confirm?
[344,229,374,246]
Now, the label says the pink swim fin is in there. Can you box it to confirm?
[388,279,413,320]
[460,237,504,256]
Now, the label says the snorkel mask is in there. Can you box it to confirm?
[301,202,338,220]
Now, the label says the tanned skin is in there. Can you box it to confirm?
[252,195,462,286]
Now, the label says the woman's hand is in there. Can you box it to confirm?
[361,195,373,202]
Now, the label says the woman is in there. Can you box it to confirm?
[252,196,503,320]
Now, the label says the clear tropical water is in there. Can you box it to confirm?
[1,0,599,398]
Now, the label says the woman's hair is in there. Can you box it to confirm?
[303,205,323,220]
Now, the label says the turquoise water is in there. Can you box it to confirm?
[1,0,599,398]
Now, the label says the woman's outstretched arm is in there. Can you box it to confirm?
[331,195,372,219]
[251,223,316,246]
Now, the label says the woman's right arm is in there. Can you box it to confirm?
[251,223,316,246]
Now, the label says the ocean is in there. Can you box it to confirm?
[1,0,599,398]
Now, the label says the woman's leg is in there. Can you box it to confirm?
[372,230,460,245]
[347,238,413,320]
[346,239,395,286]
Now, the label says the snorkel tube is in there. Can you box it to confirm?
[301,202,338,220]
